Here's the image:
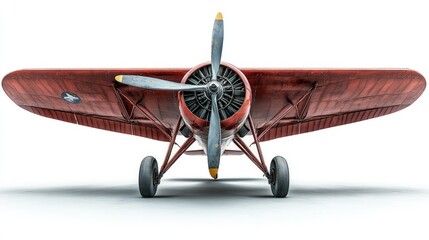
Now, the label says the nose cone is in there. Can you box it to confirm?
[209,168,218,179]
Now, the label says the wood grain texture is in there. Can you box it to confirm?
[2,69,425,142]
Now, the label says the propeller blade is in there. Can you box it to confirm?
[115,75,207,91]
[211,12,224,81]
[207,93,221,178]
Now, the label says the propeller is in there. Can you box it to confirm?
[207,12,223,178]
[115,12,224,179]
[115,75,207,91]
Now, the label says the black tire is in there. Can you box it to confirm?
[139,156,159,198]
[270,156,290,198]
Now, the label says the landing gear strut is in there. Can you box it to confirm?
[138,114,291,198]
[138,117,195,198]
[233,115,290,198]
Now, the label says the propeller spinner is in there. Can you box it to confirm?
[115,12,225,179]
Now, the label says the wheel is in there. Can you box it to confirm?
[139,156,159,198]
[270,156,290,198]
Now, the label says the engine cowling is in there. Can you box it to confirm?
[178,62,251,150]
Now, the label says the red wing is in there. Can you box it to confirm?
[3,69,426,143]
[243,69,426,142]
[2,69,189,142]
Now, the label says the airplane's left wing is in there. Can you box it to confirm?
[243,69,425,142]
[2,69,189,142]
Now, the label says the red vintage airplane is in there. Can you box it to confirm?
[2,13,426,198]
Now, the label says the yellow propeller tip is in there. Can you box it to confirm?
[216,12,223,20]
[115,75,123,82]
[209,168,219,179]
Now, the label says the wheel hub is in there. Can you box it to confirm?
[270,167,276,186]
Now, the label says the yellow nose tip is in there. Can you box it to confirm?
[209,168,218,179]
[115,75,123,82]
[215,12,223,20]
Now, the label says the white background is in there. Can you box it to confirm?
[1,0,428,239]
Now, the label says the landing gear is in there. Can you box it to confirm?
[138,117,196,198]
[135,112,291,198]
[139,156,159,198]
[269,156,289,198]
[233,115,291,198]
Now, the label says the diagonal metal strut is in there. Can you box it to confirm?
[112,84,173,141]
[233,114,270,178]
[255,83,317,143]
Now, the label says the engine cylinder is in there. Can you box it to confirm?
[178,62,251,142]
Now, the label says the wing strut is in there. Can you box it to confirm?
[112,83,173,141]
[254,83,318,144]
